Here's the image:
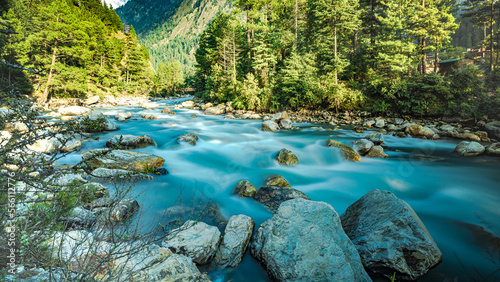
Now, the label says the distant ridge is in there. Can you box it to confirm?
[116,0,231,73]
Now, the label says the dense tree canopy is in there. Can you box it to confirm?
[193,0,500,118]
[0,0,153,101]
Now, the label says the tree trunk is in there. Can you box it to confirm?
[434,49,439,73]
[42,40,58,102]
[354,30,358,56]
[233,25,236,84]
[295,0,298,49]
[334,23,338,85]
[421,0,426,75]
[42,14,59,102]
[247,8,251,61]
[491,0,495,72]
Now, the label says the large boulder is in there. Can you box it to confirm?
[215,214,254,267]
[84,96,100,106]
[177,133,199,145]
[205,104,225,115]
[454,132,481,142]
[110,242,210,281]
[61,139,82,153]
[47,231,208,281]
[233,180,257,198]
[485,121,500,139]
[254,186,310,213]
[0,130,11,146]
[326,139,362,162]
[181,101,195,108]
[58,207,97,229]
[162,220,222,264]
[374,119,385,128]
[365,145,388,158]
[365,132,384,145]
[80,111,119,132]
[271,112,290,123]
[264,175,291,188]
[58,106,91,116]
[341,190,443,281]
[453,141,485,157]
[279,119,293,129]
[87,168,154,182]
[250,199,371,281]
[83,149,165,173]
[109,199,140,223]
[276,148,299,166]
[141,102,160,109]
[106,134,155,149]
[27,138,60,154]
[352,139,374,156]
[405,125,437,139]
[115,112,132,121]
[261,120,280,132]
[486,143,500,157]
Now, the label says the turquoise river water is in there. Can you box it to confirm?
[53,98,500,282]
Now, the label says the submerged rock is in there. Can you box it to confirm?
[341,189,443,281]
[453,141,485,157]
[276,148,299,166]
[326,139,362,162]
[106,134,155,149]
[83,149,165,173]
[251,198,371,281]
[233,180,257,198]
[177,133,199,145]
[215,214,254,267]
[254,186,310,213]
[161,107,176,114]
[162,220,221,264]
[261,120,280,132]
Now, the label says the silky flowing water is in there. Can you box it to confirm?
[54,98,500,281]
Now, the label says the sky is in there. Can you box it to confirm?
[102,0,129,9]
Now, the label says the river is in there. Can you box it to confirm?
[55,97,500,281]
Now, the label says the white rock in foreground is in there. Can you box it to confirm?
[58,106,91,116]
[162,220,221,264]
[215,214,254,267]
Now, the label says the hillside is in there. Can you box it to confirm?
[116,0,231,73]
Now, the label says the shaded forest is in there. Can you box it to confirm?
[0,0,154,101]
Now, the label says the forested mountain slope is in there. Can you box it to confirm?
[116,0,231,73]
[0,0,153,100]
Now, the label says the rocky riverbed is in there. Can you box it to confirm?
[2,96,500,281]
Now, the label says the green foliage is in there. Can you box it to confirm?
[0,0,153,100]
[154,61,185,96]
